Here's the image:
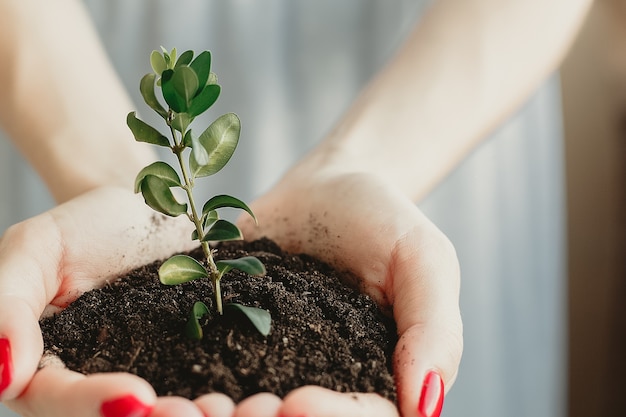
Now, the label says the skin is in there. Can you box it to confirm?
[0,0,591,416]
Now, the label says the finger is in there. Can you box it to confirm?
[0,187,192,400]
[0,214,64,400]
[390,223,463,417]
[150,396,205,417]
[0,297,42,401]
[6,366,156,417]
[194,392,235,417]
[279,386,399,417]
[232,393,281,417]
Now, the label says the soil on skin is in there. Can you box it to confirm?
[40,238,397,403]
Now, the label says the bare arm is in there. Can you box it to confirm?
[300,0,592,201]
[0,0,155,203]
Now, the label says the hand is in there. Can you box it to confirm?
[0,172,461,417]
[0,186,221,417]
[236,168,463,417]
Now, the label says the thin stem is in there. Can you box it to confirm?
[169,117,224,315]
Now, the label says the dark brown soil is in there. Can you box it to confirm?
[40,238,397,403]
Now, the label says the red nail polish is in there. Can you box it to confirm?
[101,394,152,417]
[0,338,13,397]
[417,370,444,417]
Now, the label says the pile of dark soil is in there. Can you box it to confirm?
[40,238,397,403]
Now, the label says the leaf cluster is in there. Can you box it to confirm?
[127,47,270,338]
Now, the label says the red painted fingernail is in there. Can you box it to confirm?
[417,370,444,417]
[101,394,152,417]
[0,338,13,397]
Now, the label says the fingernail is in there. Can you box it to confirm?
[0,338,13,397]
[417,370,444,417]
[101,394,152,417]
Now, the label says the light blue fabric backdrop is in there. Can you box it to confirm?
[0,1,566,416]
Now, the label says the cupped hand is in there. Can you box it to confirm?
[0,171,461,417]
[236,168,463,417]
[0,186,212,417]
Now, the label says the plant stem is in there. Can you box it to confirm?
[169,121,224,315]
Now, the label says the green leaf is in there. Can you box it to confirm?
[190,113,240,178]
[140,175,187,217]
[150,50,167,75]
[216,256,266,276]
[185,301,210,340]
[173,66,199,109]
[202,194,256,224]
[139,73,168,119]
[126,112,170,147]
[188,84,220,117]
[159,255,208,285]
[171,112,193,133]
[134,161,181,193]
[226,303,271,336]
[202,209,219,229]
[189,131,210,166]
[175,50,194,68]
[190,51,212,90]
[201,219,242,242]
[191,210,218,240]
[182,129,193,148]
[161,69,186,112]
[168,48,177,68]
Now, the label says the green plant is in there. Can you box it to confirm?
[127,47,271,338]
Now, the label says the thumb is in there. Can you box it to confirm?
[0,214,61,401]
[390,224,463,417]
[395,324,462,417]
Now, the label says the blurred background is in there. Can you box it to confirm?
[0,1,624,416]
[561,0,626,415]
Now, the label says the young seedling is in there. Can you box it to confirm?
[127,47,271,339]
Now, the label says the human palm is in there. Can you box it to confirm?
[238,170,462,417]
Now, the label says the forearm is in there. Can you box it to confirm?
[302,0,592,201]
[0,0,155,203]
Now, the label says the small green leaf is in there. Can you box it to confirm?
[182,129,193,148]
[188,84,220,117]
[139,73,168,119]
[190,113,240,178]
[185,301,210,340]
[226,303,271,336]
[190,51,212,91]
[202,195,256,224]
[159,255,208,285]
[171,112,193,133]
[216,256,266,276]
[161,69,186,112]
[168,48,177,68]
[175,50,194,68]
[190,132,210,166]
[201,219,242,242]
[150,50,167,75]
[140,175,187,217]
[127,112,170,147]
[134,162,181,193]
[202,209,219,229]
[173,66,199,109]
[161,46,176,69]
[192,210,219,240]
